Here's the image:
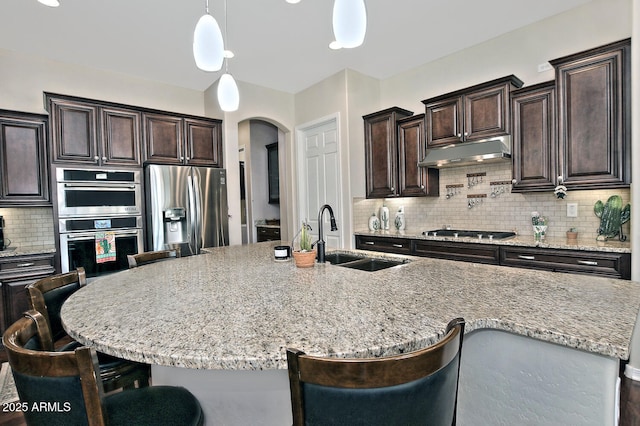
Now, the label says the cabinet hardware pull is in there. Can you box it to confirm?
[16,262,35,267]
[392,244,403,248]
[93,156,99,162]
[577,260,598,266]
[517,255,535,260]
[102,156,107,161]
[364,241,375,245]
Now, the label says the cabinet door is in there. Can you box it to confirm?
[552,39,630,189]
[511,82,557,192]
[49,98,98,164]
[397,114,438,197]
[184,118,223,167]
[363,107,413,198]
[425,96,463,147]
[0,113,50,205]
[464,83,510,141]
[143,113,183,165]
[100,107,142,167]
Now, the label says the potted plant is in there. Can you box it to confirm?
[292,222,316,268]
[566,227,578,242]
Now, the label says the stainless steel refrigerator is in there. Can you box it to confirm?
[145,164,229,256]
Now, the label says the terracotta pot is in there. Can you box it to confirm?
[566,231,578,242]
[292,250,316,268]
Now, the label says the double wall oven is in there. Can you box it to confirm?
[56,168,143,278]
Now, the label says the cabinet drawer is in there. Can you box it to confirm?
[412,240,500,265]
[257,226,281,242]
[500,247,630,279]
[0,254,55,279]
[355,236,412,254]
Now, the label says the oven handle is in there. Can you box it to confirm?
[64,230,141,240]
[62,183,137,190]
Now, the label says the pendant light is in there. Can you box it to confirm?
[38,0,60,6]
[217,0,240,111]
[193,0,224,72]
[332,0,367,48]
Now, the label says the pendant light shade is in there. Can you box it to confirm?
[332,0,367,48]
[217,73,239,112]
[193,13,224,72]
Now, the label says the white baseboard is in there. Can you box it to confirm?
[624,364,640,381]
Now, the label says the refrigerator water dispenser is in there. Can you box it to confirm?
[163,207,187,244]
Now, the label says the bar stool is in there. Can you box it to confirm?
[3,310,204,426]
[27,267,150,392]
[287,317,466,426]
[127,247,181,268]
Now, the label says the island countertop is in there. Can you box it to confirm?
[61,241,640,370]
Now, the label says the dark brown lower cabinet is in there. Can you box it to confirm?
[500,246,630,280]
[355,235,412,255]
[0,253,55,351]
[354,234,630,279]
[256,226,281,242]
[412,240,500,265]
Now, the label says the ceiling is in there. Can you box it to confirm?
[0,0,593,94]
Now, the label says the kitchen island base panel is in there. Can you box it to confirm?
[151,365,292,425]
[458,329,619,426]
[153,329,619,426]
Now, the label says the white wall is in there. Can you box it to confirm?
[204,80,295,246]
[0,49,206,115]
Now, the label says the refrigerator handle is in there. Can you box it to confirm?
[187,174,197,255]
[193,170,203,253]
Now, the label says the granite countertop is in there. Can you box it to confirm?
[61,241,640,371]
[355,229,632,253]
[0,245,57,258]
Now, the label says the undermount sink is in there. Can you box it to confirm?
[323,252,365,265]
[325,252,408,272]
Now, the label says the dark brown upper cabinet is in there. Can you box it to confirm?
[396,114,439,197]
[144,114,223,168]
[184,117,223,168]
[0,110,50,206]
[422,75,523,147]
[510,81,557,192]
[363,107,413,198]
[142,112,183,165]
[46,93,141,167]
[550,38,631,189]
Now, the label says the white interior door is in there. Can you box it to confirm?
[296,115,342,250]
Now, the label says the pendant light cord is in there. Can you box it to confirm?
[205,0,209,14]
[223,0,229,73]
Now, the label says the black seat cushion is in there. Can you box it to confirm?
[105,385,203,426]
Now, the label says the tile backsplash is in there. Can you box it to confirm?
[0,207,55,247]
[353,162,631,240]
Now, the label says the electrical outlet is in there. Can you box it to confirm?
[567,203,578,217]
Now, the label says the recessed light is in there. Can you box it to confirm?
[329,41,342,50]
[286,0,301,3]
[224,50,235,59]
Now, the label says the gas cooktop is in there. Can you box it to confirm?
[423,229,517,240]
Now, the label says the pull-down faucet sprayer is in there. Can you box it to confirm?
[316,204,338,263]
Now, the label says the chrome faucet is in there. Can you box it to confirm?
[315,204,338,263]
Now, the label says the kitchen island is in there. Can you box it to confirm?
[62,241,640,425]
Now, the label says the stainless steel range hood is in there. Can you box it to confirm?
[418,136,511,168]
